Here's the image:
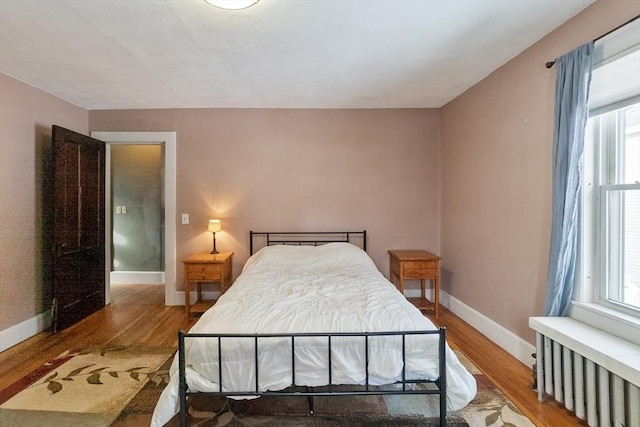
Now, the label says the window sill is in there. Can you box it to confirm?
[569,301,640,346]
[529,316,640,387]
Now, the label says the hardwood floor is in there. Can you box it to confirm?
[427,309,583,426]
[0,284,582,426]
[0,284,196,394]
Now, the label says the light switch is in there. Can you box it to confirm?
[122,205,127,214]
[116,206,122,214]
[182,213,189,224]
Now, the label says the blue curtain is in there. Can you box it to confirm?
[544,42,594,316]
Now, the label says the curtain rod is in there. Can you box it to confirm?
[545,14,640,68]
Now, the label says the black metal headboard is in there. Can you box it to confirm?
[250,230,367,255]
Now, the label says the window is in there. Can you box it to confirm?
[575,18,640,338]
[586,103,640,313]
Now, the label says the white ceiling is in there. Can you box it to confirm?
[0,0,594,110]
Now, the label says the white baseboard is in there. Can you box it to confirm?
[404,288,433,299]
[169,291,222,307]
[0,310,51,352]
[440,290,536,367]
[166,291,184,306]
[0,290,534,370]
[110,271,165,285]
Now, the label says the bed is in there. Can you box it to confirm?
[151,231,477,427]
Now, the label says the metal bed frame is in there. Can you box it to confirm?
[177,230,448,426]
[249,230,368,255]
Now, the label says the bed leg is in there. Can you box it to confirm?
[439,327,447,427]
[307,395,315,416]
[179,331,188,427]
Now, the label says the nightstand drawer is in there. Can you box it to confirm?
[404,268,437,278]
[187,264,222,281]
[404,260,436,270]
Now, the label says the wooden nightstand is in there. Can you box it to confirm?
[183,252,233,317]
[388,249,441,317]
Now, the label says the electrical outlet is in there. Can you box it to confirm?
[181,213,189,224]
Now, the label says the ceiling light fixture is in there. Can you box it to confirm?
[204,0,259,10]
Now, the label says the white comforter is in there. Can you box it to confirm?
[151,243,476,426]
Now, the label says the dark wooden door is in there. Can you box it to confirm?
[51,125,106,332]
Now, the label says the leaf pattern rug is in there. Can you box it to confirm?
[0,346,171,427]
[0,347,535,427]
[113,350,536,427]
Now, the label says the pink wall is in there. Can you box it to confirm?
[440,0,640,343]
[4,0,638,352]
[89,108,441,289]
[0,73,88,331]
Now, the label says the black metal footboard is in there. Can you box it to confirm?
[177,328,447,427]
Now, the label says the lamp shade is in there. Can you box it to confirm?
[208,219,222,233]
[204,0,259,10]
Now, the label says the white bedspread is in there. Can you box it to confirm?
[151,243,477,426]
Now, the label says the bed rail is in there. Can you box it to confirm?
[250,230,367,255]
[178,327,447,427]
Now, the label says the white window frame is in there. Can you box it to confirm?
[570,19,640,345]
[588,105,640,311]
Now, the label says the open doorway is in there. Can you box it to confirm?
[110,144,164,285]
[91,131,177,307]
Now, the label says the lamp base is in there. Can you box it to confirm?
[211,232,218,254]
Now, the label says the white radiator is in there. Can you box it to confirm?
[530,317,640,427]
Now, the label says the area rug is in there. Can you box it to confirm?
[112,350,535,427]
[0,345,172,427]
[0,347,534,427]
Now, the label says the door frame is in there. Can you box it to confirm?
[91,131,179,306]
